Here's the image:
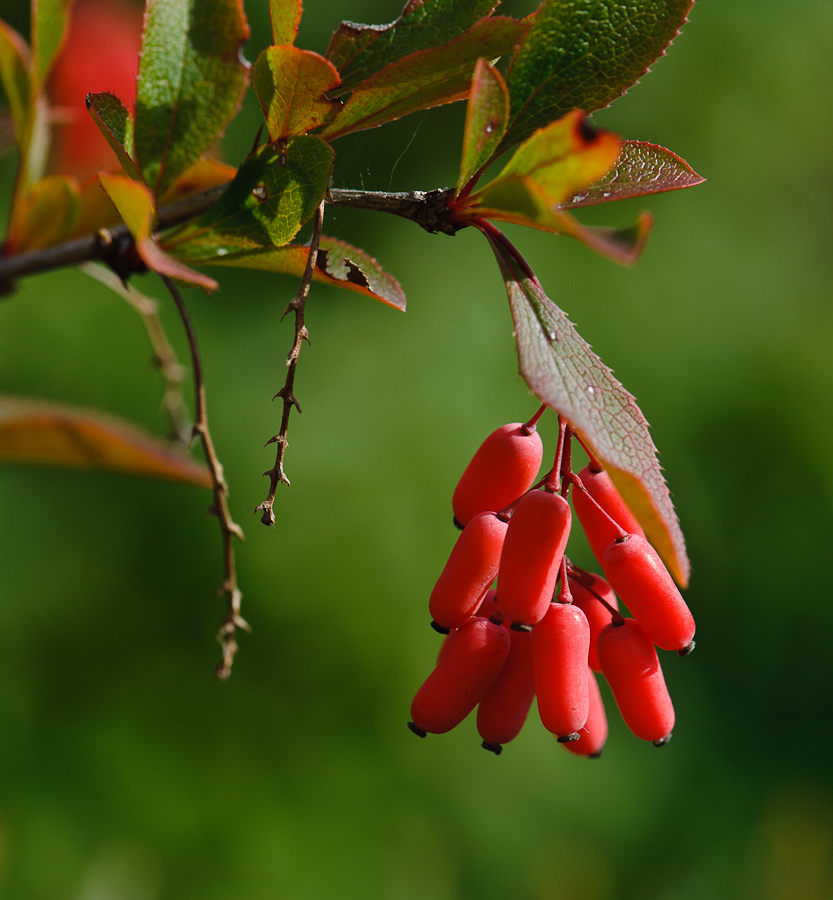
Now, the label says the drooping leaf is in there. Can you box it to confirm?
[99,170,218,290]
[32,0,71,85]
[561,141,705,208]
[456,58,509,195]
[197,235,407,310]
[0,394,211,488]
[161,137,333,258]
[86,91,142,181]
[501,0,694,152]
[253,46,340,140]
[270,0,303,45]
[134,0,250,197]
[160,157,237,204]
[0,20,30,147]
[321,17,527,141]
[461,111,620,232]
[9,174,80,252]
[326,0,499,96]
[486,232,689,587]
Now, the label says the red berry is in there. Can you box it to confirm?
[475,588,502,624]
[496,490,571,628]
[562,668,608,758]
[429,512,508,631]
[409,618,511,736]
[477,628,535,753]
[47,0,143,181]
[533,602,591,739]
[569,572,618,672]
[596,619,674,744]
[452,423,543,527]
[572,464,645,567]
[602,534,695,653]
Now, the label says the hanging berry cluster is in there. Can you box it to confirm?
[408,408,695,757]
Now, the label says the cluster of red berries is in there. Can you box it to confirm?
[407,408,695,757]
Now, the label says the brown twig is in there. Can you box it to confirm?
[80,262,191,444]
[256,198,327,526]
[160,274,247,679]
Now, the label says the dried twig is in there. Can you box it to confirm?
[160,274,247,679]
[256,197,327,526]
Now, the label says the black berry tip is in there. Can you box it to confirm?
[677,640,696,657]
[407,721,427,738]
[557,732,581,743]
[452,516,465,531]
[588,749,603,759]
[510,621,533,633]
[481,741,503,755]
[430,620,451,635]
[653,733,672,748]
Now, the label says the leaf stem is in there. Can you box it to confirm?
[160,274,247,679]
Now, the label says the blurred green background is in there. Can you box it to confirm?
[1,1,832,898]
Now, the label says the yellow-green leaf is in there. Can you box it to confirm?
[0,20,30,148]
[457,58,508,195]
[8,174,80,252]
[269,0,303,45]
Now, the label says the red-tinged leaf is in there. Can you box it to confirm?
[326,0,499,96]
[8,174,80,252]
[501,0,694,152]
[321,16,527,141]
[457,58,509,195]
[65,174,122,239]
[458,112,620,239]
[0,20,30,147]
[557,210,654,267]
[134,0,250,197]
[561,141,706,208]
[270,0,302,45]
[160,158,237,204]
[32,0,71,85]
[486,230,689,587]
[99,171,218,291]
[0,394,211,488]
[253,46,341,140]
[197,236,407,311]
[86,91,143,181]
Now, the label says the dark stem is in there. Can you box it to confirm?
[521,403,547,436]
[256,197,326,526]
[566,563,624,622]
[572,430,603,472]
[160,275,247,679]
[567,471,628,540]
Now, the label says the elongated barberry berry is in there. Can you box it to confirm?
[572,464,645,567]
[452,423,543,527]
[477,628,535,753]
[533,602,591,739]
[569,572,619,672]
[596,619,674,744]
[409,618,510,736]
[562,668,608,758]
[496,490,571,628]
[602,534,695,653]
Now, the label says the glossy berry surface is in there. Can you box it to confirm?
[596,619,675,743]
[496,490,571,628]
[452,423,543,527]
[533,602,591,739]
[602,534,695,652]
[562,668,608,757]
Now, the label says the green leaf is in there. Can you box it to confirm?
[252,46,340,140]
[0,394,211,489]
[486,232,689,587]
[86,91,143,181]
[456,58,509,195]
[501,0,694,151]
[326,0,499,96]
[561,141,705,208]
[134,0,250,197]
[321,16,527,141]
[462,111,620,230]
[99,171,218,291]
[161,137,333,258]
[197,235,407,311]
[269,0,302,45]
[32,0,71,85]
[0,20,30,147]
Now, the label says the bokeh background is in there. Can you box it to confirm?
[1,1,832,898]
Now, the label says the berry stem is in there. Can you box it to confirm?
[544,416,568,493]
[568,471,628,540]
[573,431,603,473]
[521,403,547,436]
[567,563,625,623]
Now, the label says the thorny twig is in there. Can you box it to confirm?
[160,274,247,679]
[256,198,326,526]
[80,262,191,444]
